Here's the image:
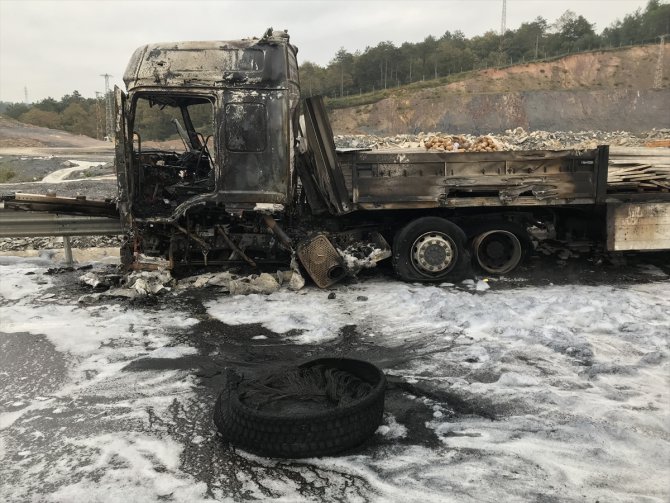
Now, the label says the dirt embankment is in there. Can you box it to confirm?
[330,45,670,135]
[0,115,114,156]
[0,116,116,197]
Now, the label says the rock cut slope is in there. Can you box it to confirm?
[330,45,670,135]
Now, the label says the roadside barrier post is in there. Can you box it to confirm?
[63,236,73,266]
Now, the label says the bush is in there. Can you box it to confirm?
[0,167,16,182]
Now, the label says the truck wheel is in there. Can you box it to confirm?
[213,358,386,458]
[393,217,470,282]
[469,221,531,274]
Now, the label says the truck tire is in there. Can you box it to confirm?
[392,216,470,282]
[213,358,386,458]
[468,221,531,274]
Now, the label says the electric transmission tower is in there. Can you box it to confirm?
[95,91,104,140]
[100,73,113,141]
[497,0,507,66]
[654,35,667,89]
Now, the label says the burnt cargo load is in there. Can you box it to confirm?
[113,28,670,287]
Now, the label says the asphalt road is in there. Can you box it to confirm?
[1,253,669,502]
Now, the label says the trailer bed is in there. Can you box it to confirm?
[336,146,670,210]
[336,147,606,209]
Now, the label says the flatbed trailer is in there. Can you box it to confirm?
[338,145,670,251]
[300,96,670,278]
[339,145,670,245]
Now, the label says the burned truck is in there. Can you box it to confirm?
[114,28,670,287]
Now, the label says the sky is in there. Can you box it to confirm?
[0,0,653,103]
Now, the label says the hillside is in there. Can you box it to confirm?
[0,115,111,150]
[329,45,670,135]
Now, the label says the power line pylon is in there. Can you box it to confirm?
[95,91,104,140]
[497,0,507,66]
[100,73,113,141]
[501,0,507,36]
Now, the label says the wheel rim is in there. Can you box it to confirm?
[473,230,522,274]
[411,231,456,277]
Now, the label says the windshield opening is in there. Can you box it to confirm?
[130,94,215,217]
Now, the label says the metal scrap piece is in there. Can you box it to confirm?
[297,234,346,288]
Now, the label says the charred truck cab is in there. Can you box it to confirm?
[116,29,670,287]
[116,29,302,270]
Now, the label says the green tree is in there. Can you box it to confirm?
[330,48,355,97]
[508,17,548,60]
[18,108,62,129]
[4,103,30,119]
[641,0,670,38]
[470,30,503,67]
[548,10,597,53]
[603,1,670,46]
[61,102,93,135]
[399,41,419,83]
[417,36,439,80]
[437,39,476,74]
[35,97,62,113]
[299,61,328,97]
[353,46,383,92]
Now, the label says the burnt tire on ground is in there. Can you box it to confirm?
[467,221,532,274]
[213,358,386,458]
[392,216,470,282]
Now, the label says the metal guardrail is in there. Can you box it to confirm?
[0,210,123,238]
[0,210,123,265]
